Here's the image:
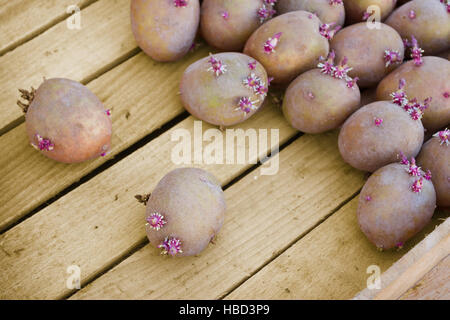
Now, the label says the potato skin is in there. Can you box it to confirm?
[417,135,450,207]
[385,0,450,55]
[145,168,226,257]
[343,0,397,24]
[330,22,404,88]
[25,78,112,163]
[282,69,361,133]
[376,56,450,132]
[130,0,200,62]
[200,0,266,51]
[276,0,345,26]
[358,163,436,250]
[338,101,424,172]
[244,11,329,85]
[180,52,268,126]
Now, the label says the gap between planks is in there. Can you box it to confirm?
[0,0,98,56]
[0,0,139,135]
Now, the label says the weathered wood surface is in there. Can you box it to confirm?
[354,218,449,300]
[70,131,366,300]
[226,200,447,300]
[0,0,96,55]
[0,0,136,135]
[0,47,210,232]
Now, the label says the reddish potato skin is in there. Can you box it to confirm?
[282,69,361,133]
[25,78,112,163]
[330,23,404,88]
[130,0,200,62]
[343,0,397,24]
[417,136,450,207]
[180,52,268,126]
[385,0,450,55]
[244,11,329,85]
[358,163,436,250]
[376,56,450,132]
[338,101,424,172]
[276,0,345,26]
[201,0,265,51]
[145,168,226,257]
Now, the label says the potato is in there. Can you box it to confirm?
[180,52,268,126]
[330,22,404,88]
[276,0,345,26]
[142,168,226,257]
[343,0,397,23]
[357,162,436,250]
[244,11,329,85]
[200,0,275,51]
[417,129,450,207]
[376,56,450,132]
[338,101,424,172]
[385,0,450,55]
[130,0,200,62]
[282,69,361,133]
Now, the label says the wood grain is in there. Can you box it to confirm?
[0,101,297,299]
[225,200,447,300]
[70,131,366,300]
[0,0,136,135]
[0,0,96,56]
[0,47,210,232]
[374,235,449,300]
[400,255,450,300]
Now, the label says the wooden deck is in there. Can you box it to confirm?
[0,0,448,300]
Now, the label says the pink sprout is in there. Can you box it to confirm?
[158,237,182,256]
[390,78,408,107]
[406,36,424,66]
[34,134,54,151]
[173,0,188,7]
[263,32,282,54]
[334,56,352,79]
[207,54,227,77]
[384,50,402,68]
[424,170,432,181]
[319,23,341,40]
[411,178,423,193]
[105,109,111,116]
[433,128,450,146]
[100,152,107,157]
[329,0,343,5]
[236,97,258,114]
[255,83,268,97]
[440,0,450,13]
[317,51,336,76]
[221,11,229,19]
[346,77,359,89]
[409,10,416,19]
[406,157,421,177]
[248,61,257,70]
[362,10,371,21]
[398,152,410,165]
[365,196,372,202]
[396,242,404,249]
[374,118,383,127]
[307,91,315,100]
[243,73,261,91]
[264,0,277,5]
[443,92,450,99]
[257,4,276,23]
[146,213,167,231]
[268,77,274,86]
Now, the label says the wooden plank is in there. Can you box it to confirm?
[225,200,447,300]
[400,255,450,300]
[0,0,136,135]
[0,101,297,299]
[70,131,366,300]
[373,235,449,299]
[0,47,210,232]
[355,218,449,300]
[0,0,96,56]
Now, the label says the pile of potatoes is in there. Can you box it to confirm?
[127,0,450,256]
